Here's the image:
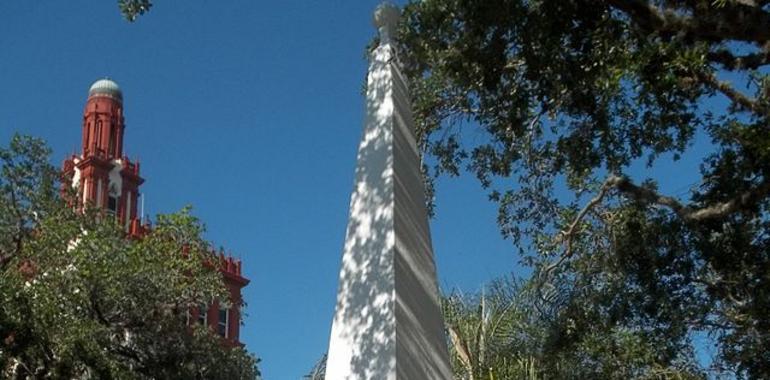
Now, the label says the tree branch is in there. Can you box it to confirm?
[611,174,770,221]
[607,0,770,43]
[543,177,618,275]
[562,180,616,254]
[606,0,683,35]
[707,48,770,70]
[543,173,770,274]
[696,71,768,116]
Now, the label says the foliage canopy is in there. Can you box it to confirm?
[118,0,152,22]
[400,0,770,378]
[0,135,260,379]
[442,277,705,380]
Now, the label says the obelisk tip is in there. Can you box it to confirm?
[373,2,400,45]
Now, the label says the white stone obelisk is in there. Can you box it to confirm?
[325,3,453,379]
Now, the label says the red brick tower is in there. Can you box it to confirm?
[62,79,144,235]
[63,79,249,345]
[194,252,250,345]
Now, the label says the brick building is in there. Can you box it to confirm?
[62,78,249,344]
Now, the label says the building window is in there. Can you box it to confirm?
[198,305,207,325]
[108,124,115,156]
[218,307,229,338]
[107,195,118,214]
[96,121,102,153]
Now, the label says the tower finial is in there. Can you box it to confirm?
[373,2,400,46]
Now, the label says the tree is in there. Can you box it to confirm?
[400,0,770,378]
[442,280,542,380]
[0,134,260,379]
[303,353,327,380]
[118,0,152,22]
[444,276,704,380]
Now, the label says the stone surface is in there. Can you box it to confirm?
[325,4,454,379]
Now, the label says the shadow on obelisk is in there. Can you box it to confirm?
[334,51,396,377]
[324,3,453,379]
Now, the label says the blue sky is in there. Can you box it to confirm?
[0,1,717,379]
[0,1,521,378]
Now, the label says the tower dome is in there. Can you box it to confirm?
[88,78,122,101]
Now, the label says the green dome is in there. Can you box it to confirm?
[88,78,122,100]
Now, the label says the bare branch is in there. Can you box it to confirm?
[515,111,544,165]
[609,175,688,214]
[611,174,770,221]
[543,172,770,274]
[561,179,617,255]
[543,176,618,275]
[696,71,769,116]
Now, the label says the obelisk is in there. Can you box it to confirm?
[325,3,453,379]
